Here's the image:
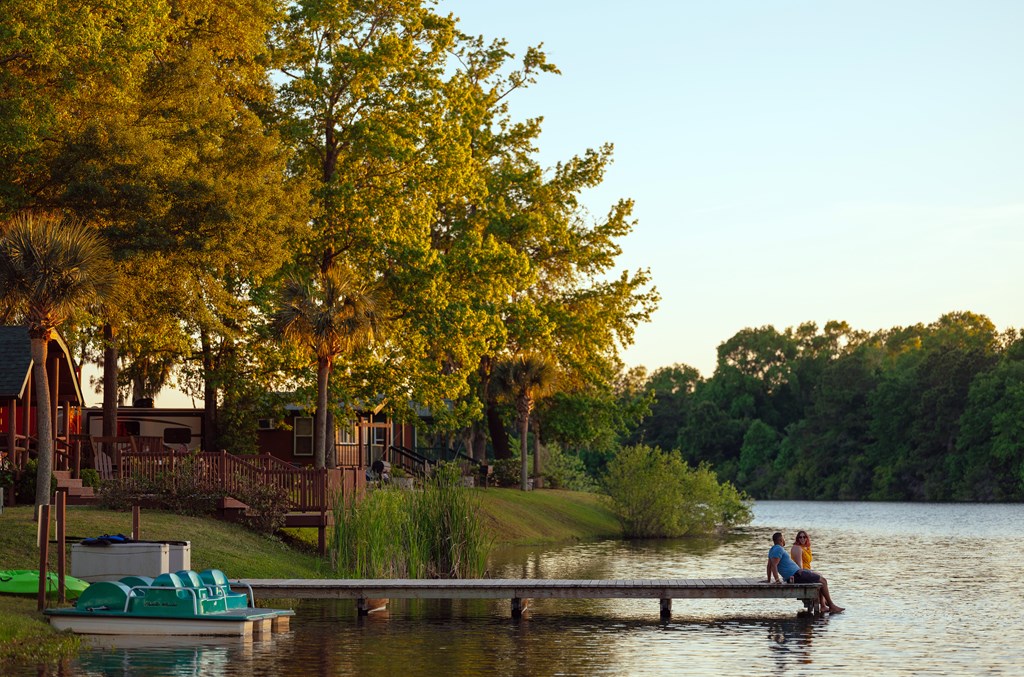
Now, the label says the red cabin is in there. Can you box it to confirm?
[0,326,85,487]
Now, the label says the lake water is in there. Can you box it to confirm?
[28,501,1024,676]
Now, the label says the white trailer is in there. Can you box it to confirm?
[83,407,204,451]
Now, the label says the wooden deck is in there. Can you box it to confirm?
[237,577,822,618]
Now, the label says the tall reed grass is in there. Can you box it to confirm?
[330,463,490,578]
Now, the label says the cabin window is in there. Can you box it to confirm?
[257,418,276,430]
[294,417,314,456]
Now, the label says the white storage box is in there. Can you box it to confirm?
[71,541,191,582]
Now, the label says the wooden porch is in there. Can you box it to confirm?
[92,444,365,553]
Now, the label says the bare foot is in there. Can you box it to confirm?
[827,605,845,614]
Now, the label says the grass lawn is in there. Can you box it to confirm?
[283,487,622,549]
[475,488,621,545]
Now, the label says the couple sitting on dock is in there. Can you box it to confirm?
[766,531,844,614]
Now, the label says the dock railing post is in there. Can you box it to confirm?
[37,504,51,611]
[56,490,66,603]
[132,504,141,541]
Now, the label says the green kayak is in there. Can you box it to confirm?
[0,570,91,599]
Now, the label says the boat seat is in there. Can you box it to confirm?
[149,572,191,602]
[199,568,250,610]
[175,570,210,598]
[119,575,154,595]
[76,580,131,612]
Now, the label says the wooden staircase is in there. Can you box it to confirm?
[53,469,97,505]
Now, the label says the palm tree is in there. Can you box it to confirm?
[492,353,558,490]
[273,265,378,469]
[0,212,116,512]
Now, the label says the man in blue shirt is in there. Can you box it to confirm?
[766,532,844,613]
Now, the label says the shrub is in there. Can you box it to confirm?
[543,444,599,492]
[0,455,13,489]
[492,457,521,488]
[603,445,752,538]
[79,468,100,489]
[232,477,291,535]
[97,476,151,511]
[14,459,56,504]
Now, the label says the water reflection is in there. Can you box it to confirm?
[766,617,817,666]
[73,634,286,677]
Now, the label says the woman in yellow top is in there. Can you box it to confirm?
[790,530,813,569]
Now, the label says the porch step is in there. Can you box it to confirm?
[54,472,96,503]
[66,493,98,506]
[283,512,333,528]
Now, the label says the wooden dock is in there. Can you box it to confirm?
[237,577,822,618]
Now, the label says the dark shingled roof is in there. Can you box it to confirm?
[0,326,84,403]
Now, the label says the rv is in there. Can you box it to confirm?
[83,407,204,451]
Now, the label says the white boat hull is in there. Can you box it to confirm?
[48,614,254,636]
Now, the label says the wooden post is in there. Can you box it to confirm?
[23,372,31,466]
[48,355,59,469]
[660,597,672,620]
[5,398,15,465]
[511,597,525,618]
[132,504,141,541]
[56,490,66,603]
[37,504,51,611]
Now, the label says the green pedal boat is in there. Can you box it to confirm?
[43,569,293,636]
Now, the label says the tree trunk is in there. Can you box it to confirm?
[315,358,330,469]
[102,323,118,437]
[31,336,53,513]
[533,415,542,480]
[326,409,336,468]
[519,409,529,491]
[468,423,487,463]
[200,329,217,452]
[487,399,511,460]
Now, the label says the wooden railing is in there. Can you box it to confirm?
[385,445,432,477]
[335,442,361,467]
[119,450,345,513]
[449,449,491,485]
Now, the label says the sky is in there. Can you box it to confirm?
[443,0,1024,377]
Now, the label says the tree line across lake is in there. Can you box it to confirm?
[626,312,1024,502]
